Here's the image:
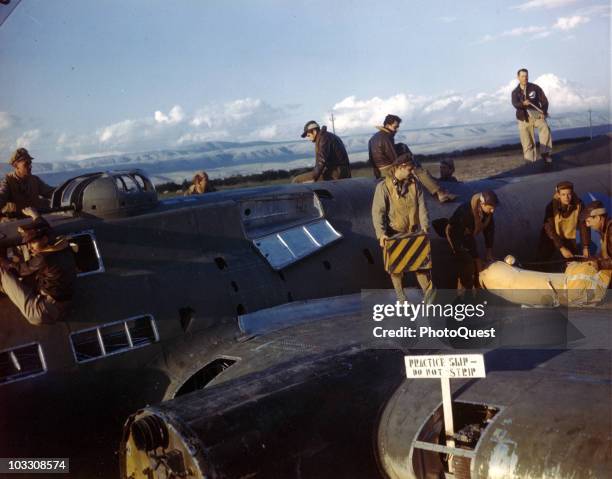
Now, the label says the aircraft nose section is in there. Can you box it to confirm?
[122,411,204,479]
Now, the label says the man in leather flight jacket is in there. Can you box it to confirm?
[293,121,351,183]
[511,68,553,165]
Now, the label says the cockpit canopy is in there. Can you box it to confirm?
[51,170,158,218]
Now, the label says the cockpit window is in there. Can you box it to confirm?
[70,315,159,364]
[0,342,47,386]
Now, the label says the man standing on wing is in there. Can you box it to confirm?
[368,114,454,202]
[511,68,553,167]
[372,153,432,301]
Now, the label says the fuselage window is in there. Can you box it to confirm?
[70,314,159,364]
[121,175,140,193]
[67,231,105,277]
[133,174,147,191]
[0,342,47,386]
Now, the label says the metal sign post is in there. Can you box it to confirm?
[405,354,486,474]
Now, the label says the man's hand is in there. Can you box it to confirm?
[379,235,388,248]
[582,247,590,258]
[21,207,40,220]
[522,100,531,107]
[485,248,494,262]
[560,247,573,259]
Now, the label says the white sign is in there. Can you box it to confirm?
[404,353,487,472]
[404,354,486,379]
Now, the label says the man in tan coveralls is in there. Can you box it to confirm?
[371,153,432,301]
[511,69,553,166]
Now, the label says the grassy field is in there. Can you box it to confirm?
[161,138,587,197]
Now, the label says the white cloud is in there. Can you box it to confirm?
[190,98,276,130]
[0,112,13,131]
[332,94,427,131]
[98,119,139,143]
[330,73,608,132]
[224,98,263,122]
[504,25,548,36]
[478,11,593,44]
[176,130,230,145]
[534,73,607,110]
[477,25,548,43]
[531,31,552,39]
[15,129,40,149]
[576,4,611,17]
[254,124,279,140]
[154,105,185,124]
[553,15,590,30]
[512,0,577,11]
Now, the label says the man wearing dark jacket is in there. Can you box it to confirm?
[368,115,454,202]
[0,148,55,220]
[0,208,76,325]
[511,69,552,165]
[447,190,498,290]
[293,121,351,183]
[537,181,590,261]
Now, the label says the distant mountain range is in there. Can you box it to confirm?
[3,111,610,186]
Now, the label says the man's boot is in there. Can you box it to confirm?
[542,152,553,171]
[390,273,407,302]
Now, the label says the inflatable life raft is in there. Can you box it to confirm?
[479,260,611,307]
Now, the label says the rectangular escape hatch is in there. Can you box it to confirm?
[240,192,342,270]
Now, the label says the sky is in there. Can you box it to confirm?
[0,0,610,162]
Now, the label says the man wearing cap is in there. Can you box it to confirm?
[511,68,553,166]
[446,190,498,290]
[368,115,455,202]
[583,201,612,272]
[537,181,590,262]
[438,158,458,182]
[0,208,76,325]
[293,121,351,183]
[0,148,55,219]
[371,153,432,301]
